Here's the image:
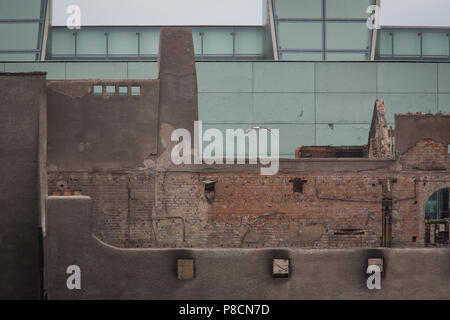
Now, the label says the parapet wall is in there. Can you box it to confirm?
[0,73,45,299]
[46,196,450,300]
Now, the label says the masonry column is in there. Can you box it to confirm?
[157,27,198,157]
[0,72,46,299]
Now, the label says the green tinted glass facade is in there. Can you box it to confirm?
[4,61,448,157]
[376,28,450,60]
[48,26,267,60]
[274,0,374,60]
[0,0,47,60]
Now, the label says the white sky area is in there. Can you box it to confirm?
[52,0,266,26]
[52,0,450,27]
[380,0,450,27]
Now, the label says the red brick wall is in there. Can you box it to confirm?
[47,140,450,249]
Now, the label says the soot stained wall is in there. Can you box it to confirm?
[0,73,45,299]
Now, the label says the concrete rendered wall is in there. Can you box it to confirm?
[4,61,450,157]
[0,72,45,299]
[46,196,450,300]
[47,79,159,171]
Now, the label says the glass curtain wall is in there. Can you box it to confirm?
[0,0,47,60]
[273,0,374,60]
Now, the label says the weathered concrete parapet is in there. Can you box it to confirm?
[45,195,450,299]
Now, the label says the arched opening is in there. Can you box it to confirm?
[425,188,449,246]
[425,188,449,220]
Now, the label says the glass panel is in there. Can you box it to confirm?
[192,29,203,55]
[118,86,128,96]
[93,85,103,95]
[326,53,367,60]
[393,31,420,56]
[109,30,138,55]
[234,28,264,55]
[0,23,39,50]
[278,22,323,50]
[0,0,42,19]
[280,52,323,60]
[77,29,107,55]
[49,29,75,55]
[202,28,233,55]
[426,188,450,220]
[274,0,322,19]
[0,53,36,60]
[326,22,369,50]
[131,86,140,96]
[378,30,393,56]
[106,85,115,95]
[326,0,372,19]
[422,32,449,56]
[139,29,160,55]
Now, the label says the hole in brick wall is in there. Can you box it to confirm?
[291,178,307,193]
[106,85,115,95]
[203,180,216,203]
[131,86,141,96]
[412,236,417,242]
[118,86,128,96]
[334,228,365,235]
[93,85,102,95]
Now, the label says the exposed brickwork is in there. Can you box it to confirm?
[399,139,450,171]
[49,159,449,249]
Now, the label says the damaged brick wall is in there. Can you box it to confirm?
[48,168,444,249]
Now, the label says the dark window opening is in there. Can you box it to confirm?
[296,146,367,158]
[425,188,449,220]
[291,178,307,193]
[203,180,216,203]
[334,149,365,158]
[334,228,365,235]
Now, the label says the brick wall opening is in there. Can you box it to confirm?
[291,178,307,193]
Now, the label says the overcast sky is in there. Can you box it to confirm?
[380,0,450,27]
[52,0,450,27]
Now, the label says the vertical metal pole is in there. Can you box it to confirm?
[104,32,109,56]
[136,32,141,58]
[419,32,423,59]
[447,33,449,59]
[231,31,236,56]
[322,0,326,61]
[390,32,394,57]
[73,32,78,57]
[199,32,204,56]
